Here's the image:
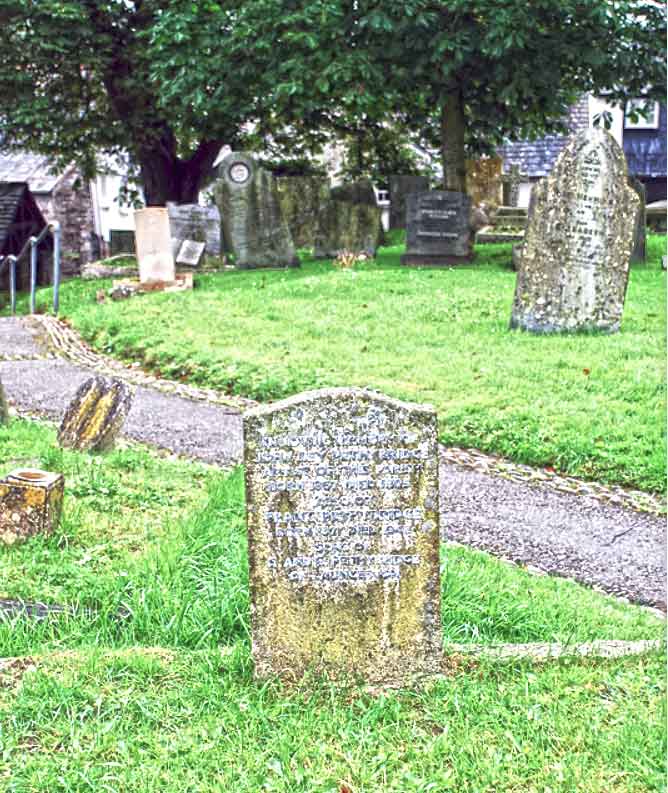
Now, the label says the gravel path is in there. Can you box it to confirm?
[1,317,665,609]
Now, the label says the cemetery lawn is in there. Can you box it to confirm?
[1,419,666,792]
[32,235,666,494]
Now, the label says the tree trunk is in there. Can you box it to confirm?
[441,88,467,194]
[139,139,223,206]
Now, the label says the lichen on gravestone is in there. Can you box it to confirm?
[510,128,640,334]
[243,387,443,685]
[57,376,133,452]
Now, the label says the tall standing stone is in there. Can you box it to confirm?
[58,376,133,452]
[401,191,473,266]
[244,388,442,685]
[510,129,640,333]
[389,175,430,230]
[214,153,299,269]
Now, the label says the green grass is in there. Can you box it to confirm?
[0,419,665,791]
[14,236,665,493]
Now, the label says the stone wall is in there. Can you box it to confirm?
[35,166,97,277]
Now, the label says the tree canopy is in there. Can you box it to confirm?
[0,0,664,203]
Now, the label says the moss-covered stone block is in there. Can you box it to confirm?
[0,469,64,545]
[58,376,133,452]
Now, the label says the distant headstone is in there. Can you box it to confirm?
[401,191,473,266]
[314,180,383,259]
[389,176,430,230]
[167,203,221,257]
[176,239,206,267]
[134,208,176,284]
[0,378,8,425]
[510,128,640,333]
[628,176,646,263]
[214,152,299,269]
[501,165,524,207]
[275,176,330,249]
[58,376,133,452]
[466,157,503,207]
[244,387,442,684]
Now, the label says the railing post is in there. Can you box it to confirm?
[9,257,16,315]
[51,222,61,314]
[29,237,38,314]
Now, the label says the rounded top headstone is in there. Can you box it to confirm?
[219,152,255,189]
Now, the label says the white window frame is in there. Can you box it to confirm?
[624,99,660,130]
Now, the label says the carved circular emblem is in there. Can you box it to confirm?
[229,162,250,184]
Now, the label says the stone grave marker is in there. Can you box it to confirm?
[314,180,383,259]
[0,469,64,545]
[510,128,640,333]
[58,376,133,452]
[401,191,473,266]
[214,152,299,269]
[167,203,222,257]
[389,175,430,230]
[244,387,442,685]
[276,176,331,249]
[134,207,176,284]
[176,239,206,267]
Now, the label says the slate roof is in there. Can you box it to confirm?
[0,151,61,194]
[497,96,592,177]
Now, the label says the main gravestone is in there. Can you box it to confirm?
[510,128,640,333]
[214,152,299,269]
[401,191,473,266]
[244,388,442,684]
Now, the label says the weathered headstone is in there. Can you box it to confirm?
[134,207,176,284]
[214,153,299,269]
[466,157,503,207]
[167,203,222,257]
[501,165,525,207]
[58,376,133,452]
[314,180,383,259]
[389,176,430,230]
[244,387,442,684]
[510,128,640,333]
[275,176,330,249]
[401,191,473,266]
[628,176,646,263]
[0,469,64,545]
[176,239,206,267]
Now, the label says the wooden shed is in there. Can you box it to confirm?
[0,182,51,291]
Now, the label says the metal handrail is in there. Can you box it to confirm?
[0,221,61,315]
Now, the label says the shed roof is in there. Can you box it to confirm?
[0,182,47,253]
[0,151,61,194]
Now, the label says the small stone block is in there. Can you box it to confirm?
[0,469,64,545]
[176,239,206,267]
[244,387,443,685]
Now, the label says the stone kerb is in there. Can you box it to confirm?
[243,387,443,685]
[214,152,299,269]
[510,128,639,333]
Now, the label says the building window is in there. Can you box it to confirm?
[624,100,660,130]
